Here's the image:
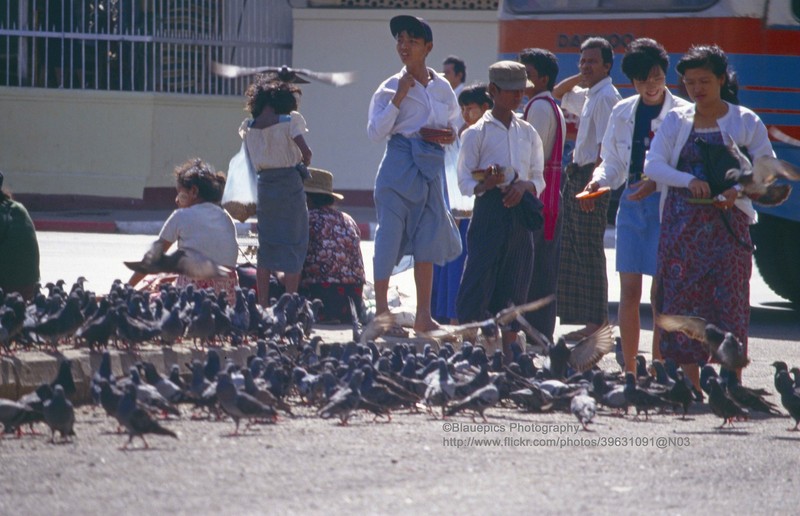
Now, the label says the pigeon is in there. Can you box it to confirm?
[719,127,800,206]
[75,302,118,350]
[216,372,277,434]
[591,373,627,414]
[350,303,398,344]
[42,385,75,443]
[210,61,356,86]
[124,241,231,280]
[624,372,670,420]
[656,314,750,370]
[91,351,116,405]
[141,362,186,405]
[421,296,554,345]
[27,295,84,349]
[424,359,456,418]
[444,384,500,422]
[185,299,216,346]
[570,385,597,431]
[724,371,781,416]
[51,359,77,402]
[117,383,178,449]
[159,306,186,345]
[509,386,554,413]
[775,370,800,431]
[0,398,37,436]
[543,324,615,379]
[707,376,748,428]
[318,370,364,426]
[660,369,694,419]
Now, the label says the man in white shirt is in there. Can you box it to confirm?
[520,48,567,343]
[455,60,544,359]
[367,15,462,335]
[552,37,621,340]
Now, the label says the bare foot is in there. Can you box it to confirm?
[413,314,441,334]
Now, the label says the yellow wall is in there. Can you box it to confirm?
[292,9,498,193]
[0,9,498,201]
[0,88,244,198]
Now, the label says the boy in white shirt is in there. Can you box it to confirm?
[455,61,545,358]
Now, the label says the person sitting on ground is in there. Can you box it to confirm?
[0,171,40,302]
[299,168,366,323]
[128,158,239,296]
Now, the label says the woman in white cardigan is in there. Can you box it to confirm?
[644,45,775,391]
[582,38,690,376]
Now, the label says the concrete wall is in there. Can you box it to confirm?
[0,9,498,206]
[0,88,244,200]
[292,8,499,204]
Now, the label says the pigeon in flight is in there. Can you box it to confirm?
[211,61,356,86]
[718,127,800,206]
[125,241,231,280]
[656,314,749,370]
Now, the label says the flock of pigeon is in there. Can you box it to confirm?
[0,278,324,352]
[1,279,799,450]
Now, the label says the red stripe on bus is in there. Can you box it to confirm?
[499,18,800,55]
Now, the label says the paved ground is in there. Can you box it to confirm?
[2,229,799,514]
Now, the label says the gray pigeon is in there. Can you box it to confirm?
[43,385,75,443]
[216,372,277,435]
[656,314,749,370]
[318,370,364,426]
[570,385,597,431]
[0,398,38,436]
[125,241,231,280]
[444,384,500,422]
[117,383,178,449]
[210,61,356,86]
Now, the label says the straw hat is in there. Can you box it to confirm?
[304,168,344,200]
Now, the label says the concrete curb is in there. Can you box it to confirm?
[0,345,262,405]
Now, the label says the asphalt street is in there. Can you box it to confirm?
[1,231,799,515]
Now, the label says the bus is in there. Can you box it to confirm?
[499,0,800,304]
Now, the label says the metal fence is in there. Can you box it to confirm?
[0,0,293,95]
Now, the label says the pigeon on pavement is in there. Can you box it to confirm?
[43,385,75,443]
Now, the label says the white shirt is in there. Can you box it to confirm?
[159,202,239,267]
[457,111,545,197]
[561,76,621,167]
[241,112,307,170]
[593,90,690,189]
[524,91,567,163]
[367,67,459,142]
[644,102,775,222]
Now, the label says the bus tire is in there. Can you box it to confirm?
[750,213,800,305]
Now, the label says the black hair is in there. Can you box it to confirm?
[621,38,669,82]
[458,83,493,108]
[518,48,559,91]
[444,55,466,83]
[245,77,300,118]
[676,45,739,105]
[306,192,335,209]
[174,158,226,204]
[581,37,614,69]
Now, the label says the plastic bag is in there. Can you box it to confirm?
[222,141,257,222]
[444,139,474,217]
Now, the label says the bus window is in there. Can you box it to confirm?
[504,0,717,14]
[794,0,800,21]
